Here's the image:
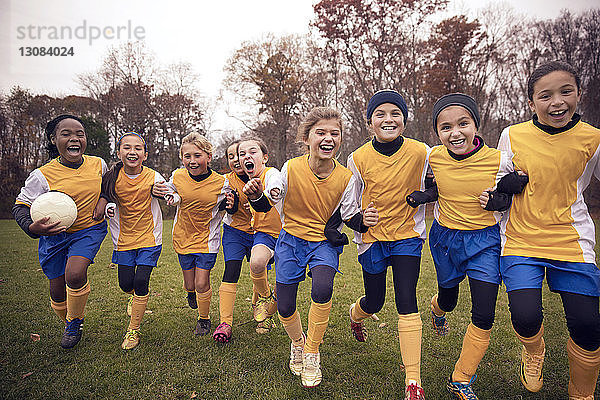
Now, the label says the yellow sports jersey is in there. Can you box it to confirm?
[109,167,164,251]
[265,155,357,241]
[429,144,512,231]
[223,172,253,234]
[169,168,229,254]
[347,138,429,252]
[15,155,107,233]
[498,120,600,263]
[251,167,282,238]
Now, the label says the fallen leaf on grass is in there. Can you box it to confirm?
[36,269,42,272]
[30,333,40,341]
[245,297,251,301]
[190,391,198,399]
[170,288,175,292]
[145,310,153,314]
[22,372,33,379]
[378,323,387,328]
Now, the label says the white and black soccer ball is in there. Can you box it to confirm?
[30,191,78,229]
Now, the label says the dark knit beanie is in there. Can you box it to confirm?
[366,89,408,124]
[432,93,480,133]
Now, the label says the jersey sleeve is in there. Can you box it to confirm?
[15,169,49,206]
[100,158,108,175]
[346,153,363,205]
[264,166,285,204]
[339,175,361,221]
[497,127,513,157]
[166,169,179,193]
[154,171,166,184]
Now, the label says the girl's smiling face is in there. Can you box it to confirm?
[436,106,477,155]
[238,140,268,178]
[53,118,87,163]
[117,135,147,174]
[528,70,581,129]
[370,103,405,143]
[181,142,211,176]
[226,143,244,175]
[304,119,341,161]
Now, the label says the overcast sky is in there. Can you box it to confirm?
[0,0,596,131]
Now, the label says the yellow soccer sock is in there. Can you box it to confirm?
[196,288,213,320]
[66,281,90,321]
[250,269,270,298]
[50,299,67,324]
[128,294,149,331]
[398,313,423,386]
[515,324,545,355]
[305,299,332,354]
[219,282,237,326]
[351,297,372,323]
[452,323,491,383]
[279,310,304,346]
[567,337,600,398]
[431,294,445,317]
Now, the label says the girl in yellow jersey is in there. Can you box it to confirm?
[408,94,521,399]
[101,132,165,350]
[154,133,236,337]
[245,107,377,388]
[238,137,281,327]
[13,115,108,349]
[497,61,600,399]
[346,90,429,400]
[212,140,254,343]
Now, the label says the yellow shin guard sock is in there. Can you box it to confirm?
[50,299,67,324]
[431,294,445,317]
[398,313,423,386]
[567,337,600,398]
[515,324,545,355]
[305,299,332,354]
[219,282,237,326]
[279,310,304,346]
[66,281,90,321]
[351,297,372,323]
[452,323,492,383]
[250,269,270,298]
[196,288,213,320]
[128,294,149,331]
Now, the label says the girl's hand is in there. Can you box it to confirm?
[362,202,379,227]
[269,188,281,201]
[243,178,263,200]
[105,203,116,218]
[225,192,235,209]
[479,187,493,209]
[29,217,66,236]
[93,197,108,220]
[165,193,181,206]
[243,202,250,211]
[153,181,169,197]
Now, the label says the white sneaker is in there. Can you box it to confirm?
[301,352,322,387]
[289,340,304,376]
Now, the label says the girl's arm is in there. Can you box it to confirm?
[217,177,239,214]
[156,170,180,206]
[93,159,109,220]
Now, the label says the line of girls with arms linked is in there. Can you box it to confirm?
[12,60,600,400]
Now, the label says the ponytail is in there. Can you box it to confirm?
[101,161,124,205]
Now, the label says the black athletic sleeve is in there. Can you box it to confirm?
[220,191,239,214]
[406,185,439,208]
[248,193,272,212]
[344,212,369,233]
[483,190,512,212]
[497,172,529,194]
[12,203,39,239]
[324,207,349,247]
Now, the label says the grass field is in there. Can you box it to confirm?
[0,219,599,399]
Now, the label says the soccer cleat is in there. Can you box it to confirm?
[126,295,134,317]
[187,291,198,309]
[253,293,276,323]
[447,375,478,400]
[256,316,277,334]
[349,303,368,342]
[60,317,84,349]
[404,381,425,400]
[289,334,305,376]
[194,318,211,336]
[121,329,140,350]
[212,322,232,343]
[431,310,449,336]
[301,352,322,387]
[520,344,545,392]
